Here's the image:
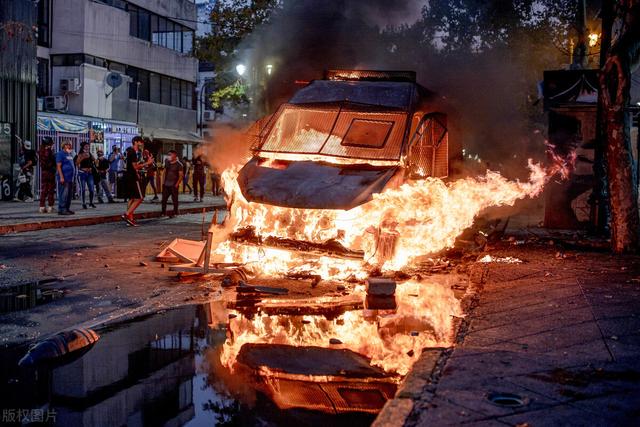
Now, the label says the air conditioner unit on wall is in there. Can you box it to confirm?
[45,96,66,111]
[61,78,81,92]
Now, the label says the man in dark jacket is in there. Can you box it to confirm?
[38,137,56,213]
[192,154,206,202]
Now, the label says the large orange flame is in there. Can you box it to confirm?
[222,279,462,376]
[213,160,548,278]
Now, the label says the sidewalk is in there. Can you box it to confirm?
[0,194,227,234]
[375,244,640,426]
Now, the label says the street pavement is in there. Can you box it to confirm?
[376,245,640,426]
[1,209,639,425]
[0,193,226,234]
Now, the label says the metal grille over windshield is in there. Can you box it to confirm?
[255,104,408,161]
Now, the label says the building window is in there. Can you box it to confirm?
[129,3,194,54]
[126,67,138,99]
[138,70,150,102]
[171,78,180,108]
[181,81,188,109]
[37,0,50,47]
[150,73,161,104]
[37,58,49,97]
[161,76,171,105]
[182,30,193,54]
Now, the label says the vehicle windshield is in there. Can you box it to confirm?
[257,104,408,162]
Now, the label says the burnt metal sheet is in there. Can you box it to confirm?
[290,80,416,110]
[237,157,398,210]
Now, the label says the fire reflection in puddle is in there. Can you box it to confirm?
[0,279,461,426]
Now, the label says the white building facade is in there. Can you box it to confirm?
[36,0,200,156]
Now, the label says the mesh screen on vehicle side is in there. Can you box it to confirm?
[258,105,340,154]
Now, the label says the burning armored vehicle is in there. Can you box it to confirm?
[218,69,461,272]
[238,69,453,211]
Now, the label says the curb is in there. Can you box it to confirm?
[372,268,488,427]
[0,204,227,235]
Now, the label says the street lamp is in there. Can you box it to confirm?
[235,64,246,77]
[266,64,273,76]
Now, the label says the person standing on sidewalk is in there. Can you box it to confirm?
[38,137,56,213]
[95,150,114,203]
[56,141,75,215]
[182,157,192,194]
[108,146,122,196]
[121,136,153,226]
[192,154,206,202]
[146,154,159,201]
[161,150,183,217]
[75,142,96,209]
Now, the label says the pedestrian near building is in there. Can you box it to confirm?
[182,157,192,194]
[38,137,56,213]
[14,140,36,202]
[192,154,206,202]
[95,150,114,203]
[56,141,75,215]
[121,136,153,226]
[161,150,183,217]
[108,146,122,195]
[75,142,96,209]
[146,152,159,201]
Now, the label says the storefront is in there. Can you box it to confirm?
[143,127,202,161]
[34,113,139,200]
[92,120,139,154]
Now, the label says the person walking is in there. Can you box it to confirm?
[95,150,114,203]
[38,137,56,213]
[161,150,183,217]
[192,154,206,202]
[75,142,96,209]
[121,136,153,226]
[56,141,75,215]
[182,157,192,194]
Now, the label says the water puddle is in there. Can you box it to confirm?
[0,303,386,426]
[0,279,64,314]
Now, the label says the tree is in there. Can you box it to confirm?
[599,0,640,252]
[195,0,281,81]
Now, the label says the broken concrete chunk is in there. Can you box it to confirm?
[367,277,396,296]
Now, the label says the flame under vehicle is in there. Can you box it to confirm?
[233,70,455,266]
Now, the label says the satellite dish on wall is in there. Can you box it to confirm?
[105,72,123,98]
[106,72,123,88]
